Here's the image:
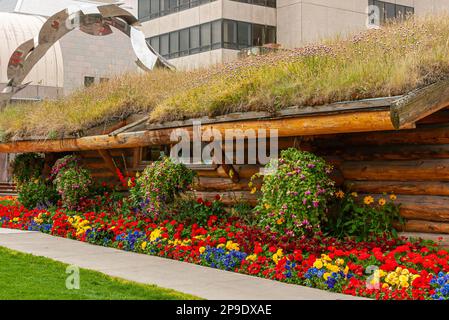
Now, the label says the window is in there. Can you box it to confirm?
[147,20,276,59]
[141,146,165,162]
[230,0,276,8]
[223,20,237,49]
[368,0,414,25]
[179,28,190,56]
[138,0,218,21]
[169,31,179,58]
[200,23,211,51]
[160,34,169,57]
[138,0,150,19]
[211,20,222,49]
[190,26,200,54]
[150,0,159,18]
[84,76,95,87]
[150,36,160,53]
[237,22,251,49]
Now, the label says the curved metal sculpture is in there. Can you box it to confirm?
[0,4,174,107]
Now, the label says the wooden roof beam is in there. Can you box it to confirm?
[0,109,411,154]
[391,79,449,129]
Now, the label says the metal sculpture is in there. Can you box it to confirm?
[0,3,174,107]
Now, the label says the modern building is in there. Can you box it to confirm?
[134,0,449,70]
[0,0,140,101]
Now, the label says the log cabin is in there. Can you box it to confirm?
[1,80,449,244]
[2,15,449,244]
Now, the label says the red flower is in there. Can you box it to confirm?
[197,198,204,204]
[204,201,212,207]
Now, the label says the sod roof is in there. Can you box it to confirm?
[1,14,449,142]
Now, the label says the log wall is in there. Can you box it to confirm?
[40,109,449,238]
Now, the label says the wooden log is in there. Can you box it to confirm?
[0,110,405,153]
[365,194,449,222]
[325,144,449,161]
[315,124,449,147]
[194,177,260,191]
[399,219,449,235]
[98,150,118,174]
[399,232,449,248]
[391,79,449,129]
[191,191,258,206]
[341,159,449,181]
[346,181,449,196]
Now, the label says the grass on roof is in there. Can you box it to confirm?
[1,14,449,141]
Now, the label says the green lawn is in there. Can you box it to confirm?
[0,246,200,300]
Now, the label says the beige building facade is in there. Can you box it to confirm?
[137,0,449,69]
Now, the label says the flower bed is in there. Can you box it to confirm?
[1,197,449,300]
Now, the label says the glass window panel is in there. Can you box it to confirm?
[211,20,222,47]
[200,23,211,51]
[179,0,189,10]
[237,21,251,48]
[266,26,276,44]
[160,34,169,57]
[169,0,178,12]
[385,2,395,21]
[180,28,189,55]
[170,31,179,58]
[160,0,170,15]
[396,5,405,20]
[223,20,237,49]
[150,37,160,53]
[190,26,200,53]
[138,0,150,19]
[252,24,263,46]
[150,0,159,17]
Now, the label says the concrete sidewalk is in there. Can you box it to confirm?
[0,228,362,300]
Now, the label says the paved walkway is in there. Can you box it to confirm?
[0,228,362,300]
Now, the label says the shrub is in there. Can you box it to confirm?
[17,178,59,210]
[328,191,403,241]
[130,157,196,218]
[11,153,45,185]
[52,156,93,210]
[170,195,226,226]
[254,148,336,237]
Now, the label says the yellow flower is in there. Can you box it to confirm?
[351,192,358,198]
[378,198,386,206]
[141,241,147,250]
[313,260,323,269]
[250,187,257,194]
[323,272,332,280]
[395,267,403,274]
[401,269,410,276]
[390,194,397,201]
[335,258,344,266]
[150,228,162,242]
[321,254,332,262]
[276,249,283,257]
[400,281,409,288]
[344,265,349,275]
[128,179,133,187]
[272,254,279,264]
[399,275,409,283]
[264,203,271,210]
[217,243,225,249]
[364,196,374,205]
[327,264,340,273]
[276,218,285,225]
[335,190,345,199]
[135,171,140,178]
[246,254,257,262]
[199,246,206,254]
[382,283,389,289]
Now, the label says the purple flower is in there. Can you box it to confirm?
[305,190,311,196]
[302,198,307,205]
[313,201,320,208]
[307,163,315,169]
